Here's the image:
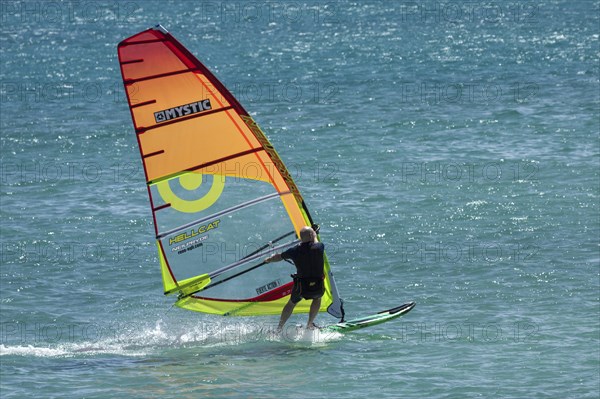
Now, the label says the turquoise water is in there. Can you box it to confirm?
[1,1,598,398]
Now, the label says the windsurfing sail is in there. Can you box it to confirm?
[117,25,344,318]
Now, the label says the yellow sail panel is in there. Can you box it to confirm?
[158,242,177,293]
[118,25,344,320]
[280,193,310,234]
[176,295,329,317]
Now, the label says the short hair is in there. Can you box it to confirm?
[299,226,315,243]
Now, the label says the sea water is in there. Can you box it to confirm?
[1,1,598,398]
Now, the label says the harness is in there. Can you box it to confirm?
[291,273,325,298]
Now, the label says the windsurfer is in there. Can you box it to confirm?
[265,226,325,330]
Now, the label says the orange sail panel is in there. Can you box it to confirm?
[118,25,343,318]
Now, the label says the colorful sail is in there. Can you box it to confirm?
[118,25,344,318]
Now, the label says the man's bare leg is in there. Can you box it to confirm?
[277,300,296,330]
[306,297,322,329]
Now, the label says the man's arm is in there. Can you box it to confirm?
[264,253,283,263]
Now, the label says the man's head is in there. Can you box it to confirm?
[299,226,316,243]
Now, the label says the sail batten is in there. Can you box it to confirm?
[145,147,263,185]
[208,239,299,279]
[135,106,237,135]
[156,191,286,239]
[123,67,200,84]
[118,25,344,318]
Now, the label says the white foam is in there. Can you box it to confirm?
[0,319,342,357]
[0,344,68,357]
[276,324,343,346]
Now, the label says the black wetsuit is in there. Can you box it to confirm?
[282,242,325,303]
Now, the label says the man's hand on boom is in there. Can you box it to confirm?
[264,253,283,263]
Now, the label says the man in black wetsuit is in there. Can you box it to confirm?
[265,226,325,330]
